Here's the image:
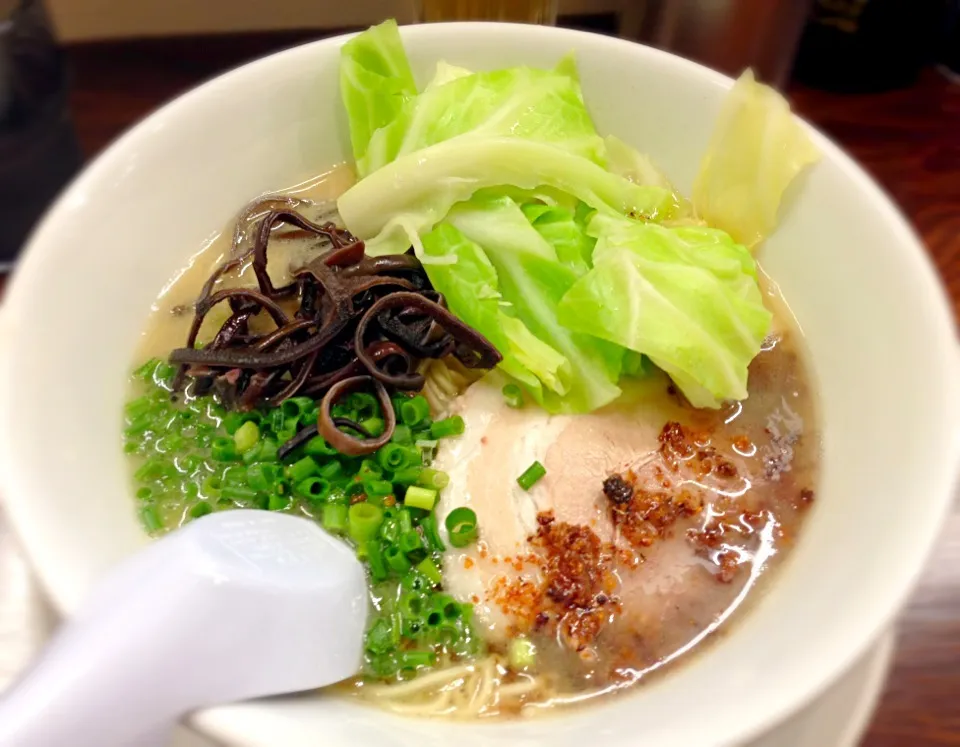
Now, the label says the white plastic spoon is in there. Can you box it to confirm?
[0,510,368,747]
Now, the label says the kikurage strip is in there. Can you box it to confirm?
[168,207,502,442]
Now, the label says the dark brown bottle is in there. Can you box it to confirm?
[792,0,942,92]
[0,0,83,269]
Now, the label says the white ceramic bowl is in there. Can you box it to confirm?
[1,23,958,747]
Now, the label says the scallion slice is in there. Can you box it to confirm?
[444,506,478,548]
[516,460,546,491]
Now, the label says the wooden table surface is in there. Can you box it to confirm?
[790,71,960,747]
[4,33,960,746]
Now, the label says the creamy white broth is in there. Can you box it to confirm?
[133,165,356,363]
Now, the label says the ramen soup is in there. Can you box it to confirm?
[123,21,820,719]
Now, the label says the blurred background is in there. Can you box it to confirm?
[0,0,953,282]
[0,0,954,280]
[0,2,956,746]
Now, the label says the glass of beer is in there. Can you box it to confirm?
[415,0,558,24]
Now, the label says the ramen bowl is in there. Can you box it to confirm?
[1,22,958,747]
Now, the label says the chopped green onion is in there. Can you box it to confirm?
[177,454,202,473]
[416,557,443,585]
[134,457,176,483]
[157,434,188,455]
[400,529,426,562]
[233,420,260,454]
[502,383,525,409]
[221,485,259,503]
[140,505,163,533]
[268,407,287,435]
[417,468,449,490]
[458,603,475,628]
[516,460,546,491]
[384,544,411,574]
[391,467,422,485]
[414,439,438,451]
[346,392,380,421]
[360,417,384,437]
[364,540,388,581]
[420,513,446,553]
[356,458,382,481]
[210,437,239,462]
[414,418,432,433]
[189,501,213,519]
[281,396,314,421]
[331,402,355,423]
[364,617,397,655]
[221,465,247,487]
[316,460,344,481]
[295,477,332,502]
[404,486,437,511]
[363,479,393,499]
[123,414,154,437]
[425,608,444,629]
[377,443,414,472]
[302,434,337,456]
[345,482,367,504]
[390,424,413,445]
[399,396,431,427]
[399,591,424,619]
[201,474,222,498]
[397,509,413,535]
[348,502,384,544]
[133,358,161,381]
[432,619,464,647]
[331,402,356,422]
[222,411,258,436]
[401,616,426,639]
[176,409,198,427]
[508,637,537,670]
[431,594,463,621]
[124,395,156,420]
[322,502,348,533]
[257,438,280,462]
[240,441,262,464]
[395,650,435,670]
[246,463,281,491]
[135,486,154,501]
[268,495,290,511]
[275,427,297,445]
[445,507,478,548]
[430,415,465,439]
[194,423,215,443]
[286,456,319,483]
[379,515,400,546]
[153,362,176,387]
[391,395,408,415]
[401,570,432,594]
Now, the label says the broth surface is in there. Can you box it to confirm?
[127,167,819,718]
[133,165,355,363]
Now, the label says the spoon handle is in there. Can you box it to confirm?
[0,538,195,746]
[0,511,367,747]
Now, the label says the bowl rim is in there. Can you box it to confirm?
[3,21,960,747]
